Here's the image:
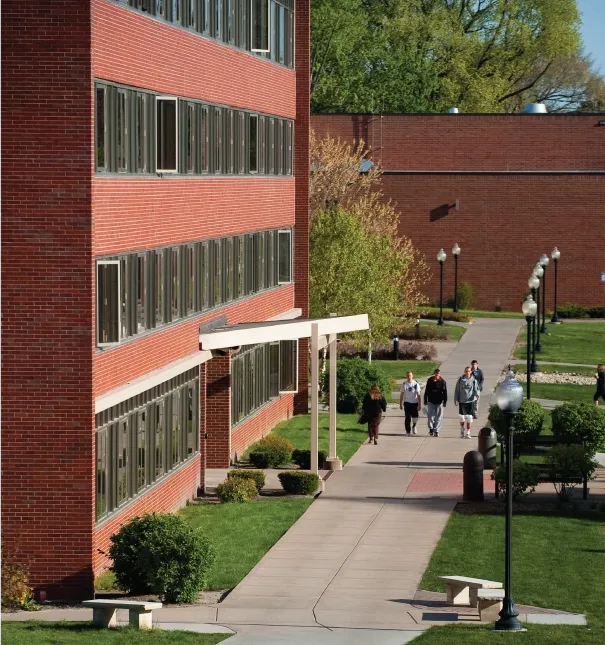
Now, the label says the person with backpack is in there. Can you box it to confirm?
[470,359,484,419]
[454,366,480,438]
[361,385,387,445]
[423,368,447,437]
[399,371,422,435]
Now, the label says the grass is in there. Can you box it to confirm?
[514,322,605,365]
[420,306,524,319]
[0,622,229,645]
[373,360,440,382]
[418,320,467,341]
[532,364,597,375]
[522,382,596,403]
[417,509,605,644]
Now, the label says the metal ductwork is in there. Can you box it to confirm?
[522,103,548,114]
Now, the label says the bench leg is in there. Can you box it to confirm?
[129,608,154,629]
[92,607,117,628]
[446,583,470,606]
[479,599,503,622]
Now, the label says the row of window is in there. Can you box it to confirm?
[97,228,293,348]
[231,340,297,426]
[96,82,294,175]
[96,368,199,521]
[112,1,294,68]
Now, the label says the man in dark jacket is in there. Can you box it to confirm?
[471,360,484,419]
[423,368,447,437]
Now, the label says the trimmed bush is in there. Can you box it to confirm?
[108,513,215,603]
[418,310,471,323]
[1,550,38,611]
[491,461,540,499]
[227,469,266,493]
[556,303,605,319]
[551,402,605,456]
[446,281,475,311]
[248,435,294,468]
[321,357,391,413]
[292,449,327,470]
[278,471,320,495]
[544,445,599,501]
[216,477,258,503]
[488,400,545,457]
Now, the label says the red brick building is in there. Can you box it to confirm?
[2,0,309,600]
[312,113,605,311]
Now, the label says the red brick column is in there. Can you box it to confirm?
[205,355,232,468]
[198,363,208,492]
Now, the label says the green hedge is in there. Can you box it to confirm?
[216,478,258,503]
[292,449,327,470]
[551,402,605,456]
[248,435,294,468]
[226,469,266,493]
[278,471,320,495]
[555,303,605,319]
[487,399,545,457]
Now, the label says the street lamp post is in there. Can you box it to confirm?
[533,264,544,353]
[551,247,561,323]
[528,275,540,373]
[437,249,447,325]
[452,243,461,312]
[522,296,538,399]
[493,368,525,632]
[539,254,549,333]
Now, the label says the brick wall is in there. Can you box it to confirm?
[1,0,95,600]
[206,355,232,468]
[312,114,605,310]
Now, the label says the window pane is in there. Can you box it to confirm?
[227,0,234,43]
[96,86,106,170]
[154,250,164,326]
[251,0,269,51]
[278,229,292,283]
[214,108,222,173]
[238,112,246,174]
[278,5,285,64]
[97,262,120,345]
[223,237,233,302]
[117,418,129,506]
[117,89,128,171]
[187,383,197,456]
[171,390,181,467]
[286,121,293,175]
[95,429,108,520]
[155,400,165,479]
[275,118,282,174]
[202,0,210,32]
[200,243,209,310]
[201,107,209,172]
[226,109,234,174]
[279,339,297,392]
[265,230,274,288]
[187,0,196,28]
[172,0,182,24]
[259,116,266,174]
[213,240,222,306]
[187,245,196,314]
[236,236,245,298]
[120,256,129,339]
[137,408,147,491]
[215,0,223,39]
[270,0,278,61]
[254,232,264,292]
[157,98,177,172]
[269,342,279,397]
[266,118,274,174]
[136,93,149,173]
[171,247,180,321]
[249,115,258,173]
[136,253,146,333]
[186,103,197,174]
[244,234,254,295]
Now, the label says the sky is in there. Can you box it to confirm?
[578,0,605,73]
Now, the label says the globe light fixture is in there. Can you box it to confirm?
[527,275,540,371]
[521,296,537,399]
[551,248,561,323]
[539,254,549,333]
[436,249,446,325]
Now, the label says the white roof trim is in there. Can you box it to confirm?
[199,314,369,350]
[267,307,302,321]
[95,350,213,414]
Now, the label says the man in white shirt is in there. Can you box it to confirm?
[399,371,422,435]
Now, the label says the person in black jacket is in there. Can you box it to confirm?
[471,360,484,419]
[595,364,605,405]
[423,369,447,437]
[362,385,387,445]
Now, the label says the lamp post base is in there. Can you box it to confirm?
[540,324,548,334]
[535,341,542,353]
[437,317,444,326]
[530,360,539,373]
[493,598,524,632]
[550,314,561,324]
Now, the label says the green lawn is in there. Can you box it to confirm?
[532,364,597,376]
[417,510,605,644]
[373,360,440,382]
[523,382,596,403]
[419,320,467,341]
[514,322,605,364]
[1,623,229,645]
[420,306,524,319]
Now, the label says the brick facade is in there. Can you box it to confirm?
[312,114,605,310]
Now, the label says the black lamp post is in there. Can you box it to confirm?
[539,254,549,333]
[522,296,538,399]
[493,368,525,632]
[452,243,461,312]
[528,275,540,373]
[551,247,561,323]
[437,248,446,325]
[533,263,544,353]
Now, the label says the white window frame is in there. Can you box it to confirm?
[279,339,298,394]
[251,0,270,52]
[97,260,121,349]
[156,96,179,174]
[277,228,292,284]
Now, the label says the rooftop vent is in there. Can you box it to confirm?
[522,103,548,114]
[448,107,459,114]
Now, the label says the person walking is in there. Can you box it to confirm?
[594,364,605,406]
[399,371,422,435]
[424,368,447,437]
[470,359,484,419]
[454,366,480,439]
[362,385,387,445]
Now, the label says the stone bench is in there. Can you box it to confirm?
[477,588,505,621]
[439,575,502,607]
[82,599,163,629]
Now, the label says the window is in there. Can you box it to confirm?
[136,408,147,491]
[269,341,279,397]
[153,249,165,327]
[251,0,269,52]
[211,239,222,307]
[285,120,293,175]
[237,111,246,174]
[96,428,109,519]
[259,116,266,174]
[266,118,274,174]
[186,103,197,174]
[117,418,129,506]
[170,246,181,322]
[135,93,150,173]
[201,106,209,173]
[222,237,234,302]
[120,256,130,339]
[97,261,120,347]
[244,234,254,295]
[186,244,196,315]
[253,232,264,292]
[235,236,245,299]
[215,0,223,39]
[200,242,209,310]
[155,400,165,479]
[278,4,286,64]
[116,88,129,172]
[279,339,297,392]
[96,86,107,171]
[264,230,275,288]
[136,253,147,333]
[278,229,292,283]
[186,0,197,28]
[226,0,235,44]
[213,107,222,173]
[249,114,258,173]
[275,119,284,175]
[156,97,178,172]
[202,0,210,33]
[171,390,181,467]
[225,109,234,174]
[186,382,198,456]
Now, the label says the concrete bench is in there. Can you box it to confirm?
[439,575,502,607]
[477,588,505,621]
[82,599,162,629]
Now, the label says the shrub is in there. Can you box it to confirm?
[292,449,327,470]
[551,402,605,456]
[337,340,437,361]
[397,325,447,341]
[491,461,541,499]
[278,471,320,495]
[446,281,475,311]
[418,310,471,323]
[555,303,605,319]
[248,435,294,468]
[544,445,599,501]
[321,357,391,413]
[1,550,39,611]
[216,477,258,503]
[109,513,215,603]
[487,400,545,457]
[226,469,266,493]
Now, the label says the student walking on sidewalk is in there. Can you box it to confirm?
[455,366,480,438]
[362,385,387,445]
[399,371,422,435]
[470,360,484,419]
[594,364,605,406]
[424,369,447,437]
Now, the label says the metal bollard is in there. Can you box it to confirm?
[393,336,399,360]
[463,451,484,502]
[478,427,497,470]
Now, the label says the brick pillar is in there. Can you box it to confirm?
[198,363,208,493]
[205,355,232,468]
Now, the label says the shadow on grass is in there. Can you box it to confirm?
[14,623,104,633]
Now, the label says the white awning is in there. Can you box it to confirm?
[199,314,369,350]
